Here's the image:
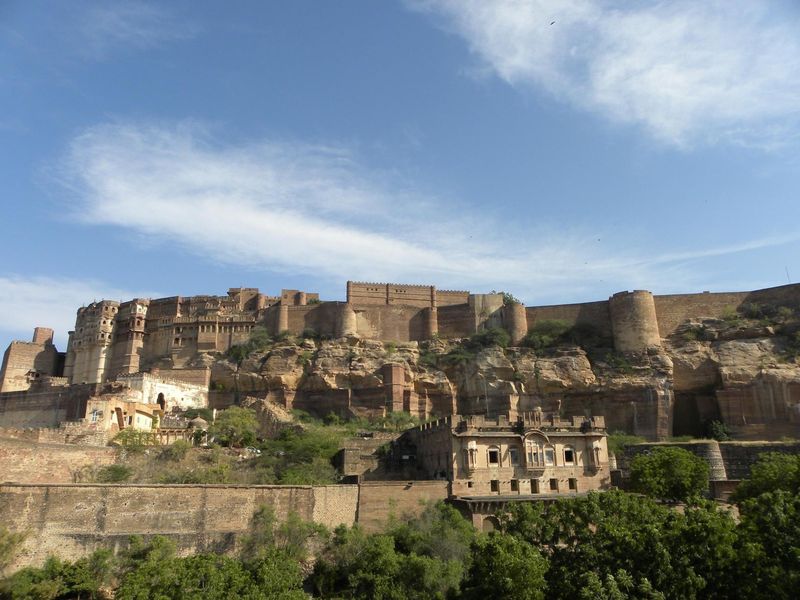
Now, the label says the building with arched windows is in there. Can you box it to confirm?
[403,411,611,527]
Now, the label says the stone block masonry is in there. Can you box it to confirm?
[0,483,359,572]
[0,436,116,483]
[0,480,449,571]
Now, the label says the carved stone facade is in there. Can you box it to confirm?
[410,412,610,495]
[405,411,611,528]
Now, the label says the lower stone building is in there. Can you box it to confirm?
[403,411,611,528]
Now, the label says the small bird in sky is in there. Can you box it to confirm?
[550,21,556,25]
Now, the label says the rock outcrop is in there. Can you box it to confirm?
[198,315,800,441]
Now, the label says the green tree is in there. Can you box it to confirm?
[208,406,258,447]
[629,447,709,503]
[158,439,191,462]
[240,505,328,564]
[379,411,419,432]
[731,452,800,503]
[312,528,403,599]
[279,457,338,485]
[734,490,800,599]
[461,533,548,600]
[0,549,114,600]
[578,570,665,600]
[499,490,739,600]
[312,507,473,600]
[388,502,476,565]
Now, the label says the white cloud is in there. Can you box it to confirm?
[409,0,800,147]
[55,120,800,306]
[0,275,158,349]
[78,1,197,58]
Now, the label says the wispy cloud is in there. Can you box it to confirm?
[409,0,800,148]
[78,1,197,58]
[56,121,799,306]
[0,275,158,349]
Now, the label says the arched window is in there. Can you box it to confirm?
[563,446,576,466]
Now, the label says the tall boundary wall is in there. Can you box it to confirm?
[0,483,359,572]
[0,480,452,571]
[0,436,117,484]
[525,283,800,340]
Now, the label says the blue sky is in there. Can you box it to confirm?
[2,0,800,349]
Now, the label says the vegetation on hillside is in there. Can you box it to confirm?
[91,407,423,486]
[4,455,800,600]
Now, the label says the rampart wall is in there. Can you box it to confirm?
[0,483,359,572]
[0,341,61,393]
[346,282,468,308]
[436,304,477,338]
[356,481,450,532]
[653,283,800,336]
[354,305,426,341]
[0,481,447,571]
[0,436,116,484]
[0,385,94,428]
[526,300,613,337]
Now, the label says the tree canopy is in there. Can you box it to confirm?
[629,446,709,502]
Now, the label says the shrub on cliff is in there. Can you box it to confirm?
[94,464,133,483]
[112,429,157,453]
[468,327,511,349]
[208,406,258,447]
[522,320,609,353]
[158,440,191,462]
[629,447,709,503]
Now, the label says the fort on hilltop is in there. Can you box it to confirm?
[1,279,799,443]
[4,280,800,390]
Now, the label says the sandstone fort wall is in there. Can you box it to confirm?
[354,305,426,342]
[526,300,613,337]
[355,481,450,532]
[0,341,61,393]
[436,304,476,339]
[0,481,444,570]
[0,436,116,484]
[0,483,359,572]
[0,385,93,428]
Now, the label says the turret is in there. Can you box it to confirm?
[424,306,439,339]
[336,303,358,337]
[276,304,289,334]
[504,302,528,345]
[609,290,661,352]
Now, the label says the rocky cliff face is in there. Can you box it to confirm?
[198,316,800,442]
